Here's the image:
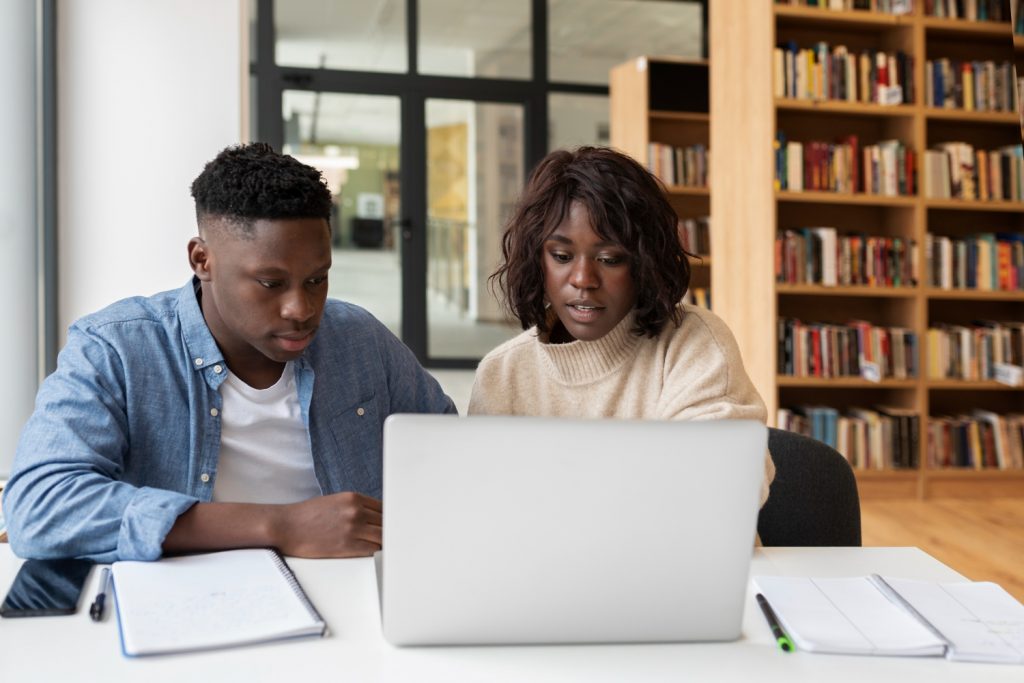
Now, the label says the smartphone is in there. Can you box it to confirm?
[0,558,94,617]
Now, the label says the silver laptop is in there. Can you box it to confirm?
[378,414,766,646]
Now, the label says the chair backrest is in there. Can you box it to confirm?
[757,428,862,546]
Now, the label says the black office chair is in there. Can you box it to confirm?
[756,428,862,546]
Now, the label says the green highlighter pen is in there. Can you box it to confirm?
[756,593,794,653]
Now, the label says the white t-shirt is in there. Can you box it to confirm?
[212,361,322,504]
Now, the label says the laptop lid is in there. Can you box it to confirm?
[380,414,766,646]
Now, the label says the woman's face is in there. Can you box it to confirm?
[542,201,636,343]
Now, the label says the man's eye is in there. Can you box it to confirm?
[258,280,282,289]
[308,276,328,286]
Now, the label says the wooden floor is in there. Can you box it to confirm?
[860,498,1024,602]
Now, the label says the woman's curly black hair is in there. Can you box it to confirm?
[491,146,691,338]
[190,142,333,234]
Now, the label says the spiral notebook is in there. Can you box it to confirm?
[111,548,326,656]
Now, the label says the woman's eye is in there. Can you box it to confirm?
[550,252,572,264]
[598,255,624,265]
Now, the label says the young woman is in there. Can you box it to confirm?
[469,146,775,507]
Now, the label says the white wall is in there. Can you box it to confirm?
[58,0,242,335]
[0,1,41,477]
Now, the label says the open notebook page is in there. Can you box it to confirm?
[753,576,946,656]
[878,577,1024,664]
[112,548,325,656]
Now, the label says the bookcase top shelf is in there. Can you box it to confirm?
[923,109,1022,125]
[776,190,917,206]
[923,289,1024,302]
[776,99,918,117]
[773,5,912,28]
[776,376,918,389]
[777,284,919,298]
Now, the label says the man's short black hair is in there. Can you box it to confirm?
[190,142,333,234]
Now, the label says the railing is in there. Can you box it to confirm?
[427,217,471,315]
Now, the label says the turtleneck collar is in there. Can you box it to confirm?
[535,310,642,386]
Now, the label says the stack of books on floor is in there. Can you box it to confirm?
[927,412,1024,469]
[778,405,920,469]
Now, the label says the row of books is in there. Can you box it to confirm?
[774,0,913,14]
[777,406,920,470]
[776,229,918,287]
[923,143,1024,201]
[646,143,708,189]
[925,232,1024,291]
[926,321,1024,380]
[924,59,1018,112]
[773,43,914,105]
[682,287,710,310]
[679,216,710,256]
[775,133,916,196]
[778,318,919,379]
[928,412,1024,469]
[924,0,1011,21]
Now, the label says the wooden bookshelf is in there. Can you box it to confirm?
[611,56,712,309]
[710,1,1024,499]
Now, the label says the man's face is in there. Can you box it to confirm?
[191,217,332,382]
[542,201,636,343]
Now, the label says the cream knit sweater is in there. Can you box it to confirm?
[469,303,775,507]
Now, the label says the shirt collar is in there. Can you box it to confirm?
[178,277,226,372]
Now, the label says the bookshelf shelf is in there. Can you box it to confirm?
[777,376,918,389]
[924,199,1024,212]
[774,5,910,28]
[923,108,1022,125]
[777,190,917,206]
[923,288,1024,301]
[710,1,1024,499]
[666,185,711,196]
[650,110,709,123]
[776,99,918,117]
[920,17,1013,37]
[777,284,918,297]
[927,380,1022,390]
[611,56,712,312]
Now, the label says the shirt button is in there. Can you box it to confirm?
[200,473,210,483]
[194,358,204,366]
[210,408,219,417]
[356,407,365,416]
[213,365,223,374]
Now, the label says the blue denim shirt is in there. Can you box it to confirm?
[2,279,455,562]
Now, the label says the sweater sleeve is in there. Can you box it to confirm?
[657,308,776,508]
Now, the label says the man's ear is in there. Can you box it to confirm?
[188,236,212,281]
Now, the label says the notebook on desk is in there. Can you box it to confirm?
[378,414,767,646]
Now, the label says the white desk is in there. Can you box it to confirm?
[0,546,1019,682]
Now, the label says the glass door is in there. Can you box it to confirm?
[282,90,404,340]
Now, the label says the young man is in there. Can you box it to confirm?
[2,143,456,562]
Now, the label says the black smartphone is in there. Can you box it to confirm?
[0,558,95,617]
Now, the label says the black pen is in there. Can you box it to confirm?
[89,567,111,622]
[756,593,794,652]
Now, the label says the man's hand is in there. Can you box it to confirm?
[163,492,383,559]
[273,492,382,558]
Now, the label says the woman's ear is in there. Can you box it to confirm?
[188,237,213,281]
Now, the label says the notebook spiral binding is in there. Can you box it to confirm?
[269,550,328,632]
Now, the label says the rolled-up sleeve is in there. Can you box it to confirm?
[1,325,197,562]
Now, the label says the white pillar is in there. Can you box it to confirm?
[0,1,41,476]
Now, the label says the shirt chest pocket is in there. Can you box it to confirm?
[319,392,382,497]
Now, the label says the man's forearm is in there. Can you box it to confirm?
[162,502,284,554]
